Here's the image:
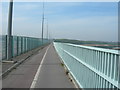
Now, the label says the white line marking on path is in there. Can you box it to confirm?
[30,45,51,88]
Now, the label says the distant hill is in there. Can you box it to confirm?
[54,39,118,45]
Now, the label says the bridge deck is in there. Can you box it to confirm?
[2,44,75,88]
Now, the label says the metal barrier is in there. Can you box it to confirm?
[54,42,120,89]
[1,35,50,60]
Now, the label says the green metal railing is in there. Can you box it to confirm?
[1,35,50,60]
[54,42,120,89]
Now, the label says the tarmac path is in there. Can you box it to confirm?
[2,44,75,88]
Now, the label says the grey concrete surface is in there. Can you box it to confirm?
[35,44,75,88]
[2,44,75,88]
[2,46,48,88]
[2,45,47,73]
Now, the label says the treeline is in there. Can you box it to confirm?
[54,39,119,45]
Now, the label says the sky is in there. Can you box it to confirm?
[1,2,118,42]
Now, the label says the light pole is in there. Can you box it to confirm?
[7,0,13,60]
[46,19,49,40]
[41,2,44,44]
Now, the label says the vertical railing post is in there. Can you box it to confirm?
[24,37,26,52]
[24,37,25,52]
[7,0,13,60]
[26,37,27,52]
[25,37,27,52]
[11,36,13,57]
[17,37,19,56]
[28,38,29,51]
[21,37,23,54]
[30,38,31,50]
[5,35,7,59]
[118,55,120,89]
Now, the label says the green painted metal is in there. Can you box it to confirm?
[2,35,7,60]
[54,42,120,89]
[1,35,51,60]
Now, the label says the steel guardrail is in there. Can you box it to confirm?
[54,42,120,89]
[1,35,51,60]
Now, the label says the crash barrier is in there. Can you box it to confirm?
[54,42,120,89]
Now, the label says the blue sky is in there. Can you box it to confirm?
[2,2,118,42]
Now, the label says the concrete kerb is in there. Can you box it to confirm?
[2,58,25,78]
[60,59,81,90]
[52,44,81,90]
[1,44,50,78]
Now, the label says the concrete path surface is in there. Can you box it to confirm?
[33,44,75,88]
[2,44,75,88]
[2,46,48,88]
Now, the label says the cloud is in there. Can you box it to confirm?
[2,0,119,2]
[2,12,118,41]
[45,2,82,8]
[0,8,2,35]
[49,16,118,41]
[2,2,118,41]
[14,3,41,10]
[13,17,29,22]
[11,16,42,37]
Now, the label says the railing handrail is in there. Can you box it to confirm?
[57,42,119,55]
[54,42,120,89]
